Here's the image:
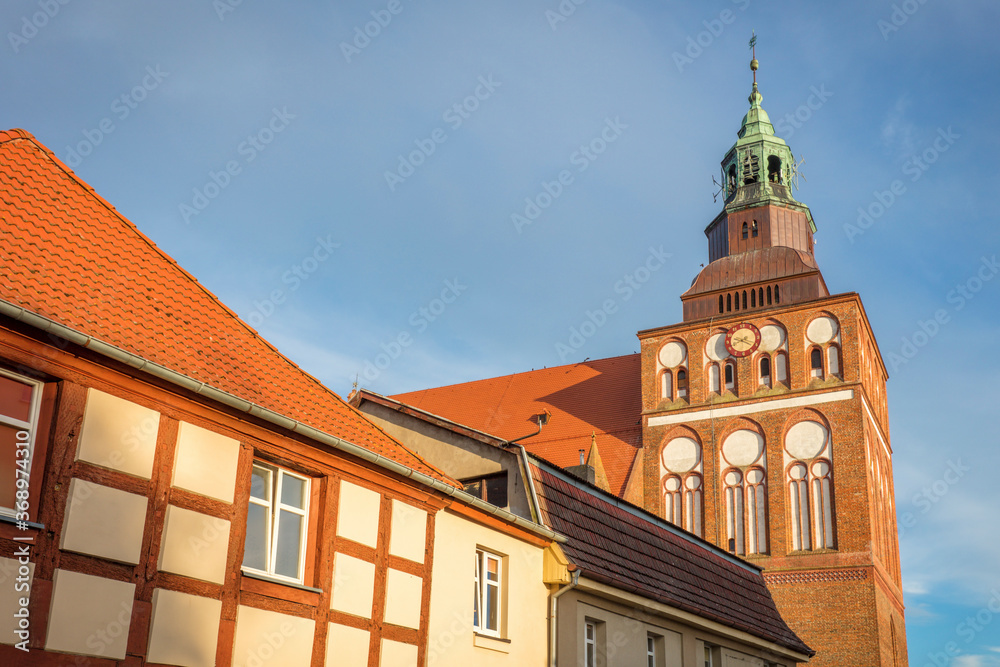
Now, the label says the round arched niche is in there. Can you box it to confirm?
[721,429,765,467]
[659,341,687,368]
[785,421,829,460]
[705,333,729,361]
[806,316,839,344]
[760,324,786,352]
[661,437,700,473]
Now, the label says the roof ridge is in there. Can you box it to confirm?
[396,352,641,396]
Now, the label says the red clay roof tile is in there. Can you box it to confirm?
[0,129,454,486]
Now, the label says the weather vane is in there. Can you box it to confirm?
[749,31,758,84]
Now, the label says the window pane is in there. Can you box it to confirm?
[251,466,271,501]
[486,557,499,582]
[0,375,33,423]
[463,479,483,500]
[0,423,23,509]
[485,475,507,508]
[243,502,268,570]
[486,582,498,630]
[280,473,306,509]
[274,510,303,578]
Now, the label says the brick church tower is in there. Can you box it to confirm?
[637,54,908,665]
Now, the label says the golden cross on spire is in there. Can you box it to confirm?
[749,31,759,84]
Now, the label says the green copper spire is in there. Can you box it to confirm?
[718,39,805,219]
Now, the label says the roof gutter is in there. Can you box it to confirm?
[0,298,564,544]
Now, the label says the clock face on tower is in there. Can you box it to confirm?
[724,322,761,358]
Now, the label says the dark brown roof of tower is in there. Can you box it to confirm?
[683,246,821,296]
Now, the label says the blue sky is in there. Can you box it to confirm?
[2,0,998,662]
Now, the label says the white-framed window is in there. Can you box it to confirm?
[585,621,597,667]
[242,461,310,584]
[646,635,656,667]
[0,369,43,517]
[474,548,503,637]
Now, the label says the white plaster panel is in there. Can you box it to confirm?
[384,569,422,630]
[233,605,314,667]
[785,421,829,461]
[61,479,147,565]
[326,623,370,667]
[806,316,839,344]
[158,505,230,584]
[648,389,855,426]
[658,341,686,368]
[759,325,786,352]
[146,588,221,667]
[45,569,135,659]
[389,500,427,564]
[76,388,159,478]
[705,333,729,362]
[337,480,382,548]
[331,553,376,618]
[0,557,32,647]
[172,421,240,503]
[661,437,700,473]
[381,639,419,667]
[721,430,764,467]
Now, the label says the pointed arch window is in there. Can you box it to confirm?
[774,285,780,304]
[751,220,759,237]
[742,291,747,310]
[676,368,688,398]
[733,291,740,311]
[724,362,735,392]
[758,287,764,306]
[766,286,772,305]
[727,293,732,312]
[751,289,756,308]
[719,294,724,314]
[741,222,748,240]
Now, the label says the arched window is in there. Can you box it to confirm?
[828,345,841,377]
[727,293,732,312]
[742,291,747,310]
[734,291,740,311]
[811,459,835,548]
[788,462,811,551]
[663,475,683,526]
[768,155,782,183]
[661,437,704,538]
[719,295,724,314]
[724,362,735,391]
[746,467,768,554]
[751,219,759,237]
[708,363,721,394]
[774,351,788,384]
[676,368,688,398]
[766,285,772,305]
[684,474,703,536]
[774,285,781,304]
[758,287,764,307]
[759,356,771,387]
[741,222,749,240]
[661,370,672,400]
[785,421,836,552]
[724,470,745,554]
[810,348,824,379]
[751,289,756,308]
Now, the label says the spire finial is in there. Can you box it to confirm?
[748,31,762,107]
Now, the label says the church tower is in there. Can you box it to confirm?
[638,50,908,666]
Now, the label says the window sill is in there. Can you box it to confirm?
[240,569,322,606]
[474,633,511,653]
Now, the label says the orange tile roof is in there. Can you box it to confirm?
[393,354,642,496]
[0,129,454,486]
